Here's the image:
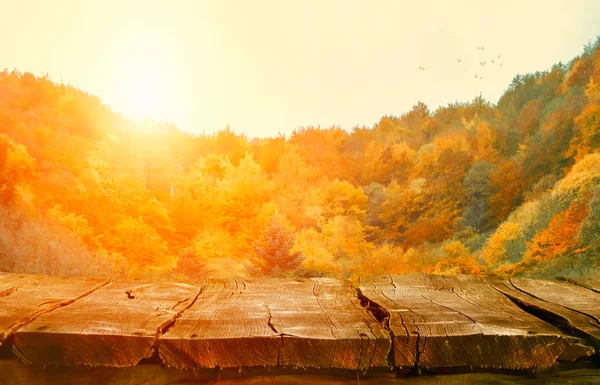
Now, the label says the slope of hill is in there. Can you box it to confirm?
[1,37,599,279]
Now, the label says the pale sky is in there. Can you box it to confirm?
[2,0,600,138]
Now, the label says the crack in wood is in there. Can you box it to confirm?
[157,284,205,338]
[351,288,385,370]
[388,275,397,292]
[6,273,595,372]
[2,279,112,346]
[6,278,112,361]
[312,281,337,339]
[358,275,600,372]
[356,330,365,371]
[367,333,379,370]
[508,279,547,301]
[264,304,278,334]
[557,277,600,294]
[510,279,600,328]
[443,277,505,316]
[396,311,410,343]
[170,297,191,311]
[415,327,422,374]
[419,294,478,325]
[354,287,395,369]
[0,281,36,299]
[487,280,599,352]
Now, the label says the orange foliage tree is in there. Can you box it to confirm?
[1,36,600,279]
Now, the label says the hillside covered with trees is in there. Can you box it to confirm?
[1,38,599,280]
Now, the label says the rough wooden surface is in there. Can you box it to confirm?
[274,278,390,369]
[159,279,280,369]
[3,359,599,385]
[0,359,191,385]
[14,281,200,367]
[0,272,597,373]
[358,274,591,371]
[159,278,390,370]
[558,275,600,293]
[488,277,600,349]
[0,273,41,297]
[0,276,108,347]
[512,277,600,328]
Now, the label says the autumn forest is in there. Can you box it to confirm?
[1,38,600,281]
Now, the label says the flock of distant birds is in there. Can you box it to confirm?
[418,46,504,81]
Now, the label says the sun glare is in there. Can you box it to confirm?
[118,58,165,121]
[103,25,181,126]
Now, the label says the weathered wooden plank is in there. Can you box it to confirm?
[486,278,600,348]
[0,275,108,347]
[511,278,600,323]
[558,275,600,293]
[0,359,192,385]
[0,273,41,297]
[13,281,200,367]
[159,278,391,370]
[274,278,390,369]
[3,359,600,385]
[359,274,591,371]
[492,277,600,348]
[159,279,280,369]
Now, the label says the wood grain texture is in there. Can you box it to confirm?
[486,278,600,348]
[359,274,590,371]
[1,272,597,373]
[0,273,41,297]
[0,275,108,347]
[14,281,200,367]
[492,277,600,348]
[2,359,599,385]
[159,278,391,370]
[0,359,192,385]
[159,279,280,369]
[558,275,600,293]
[275,278,390,370]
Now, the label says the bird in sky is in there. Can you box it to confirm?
[457,59,461,63]
[491,59,495,64]
[477,46,484,50]
[480,62,486,66]
[418,66,425,71]
[497,55,501,58]
[474,74,479,79]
